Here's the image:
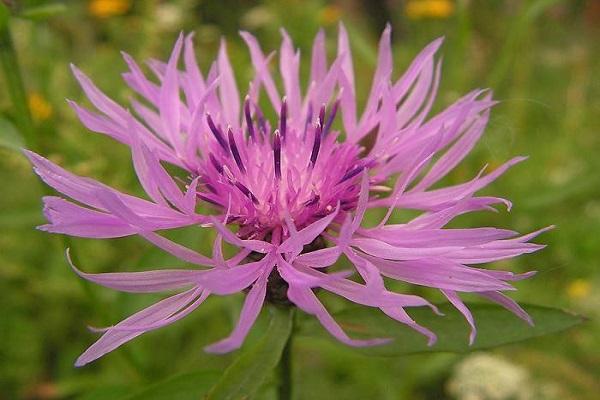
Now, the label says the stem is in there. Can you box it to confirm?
[278,317,294,400]
[0,11,35,148]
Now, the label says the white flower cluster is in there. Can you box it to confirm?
[446,353,531,400]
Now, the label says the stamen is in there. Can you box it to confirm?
[206,113,228,150]
[273,129,282,180]
[318,103,326,126]
[309,122,322,168]
[303,194,320,207]
[244,96,255,141]
[209,153,223,173]
[222,165,235,182]
[254,102,268,136]
[303,103,313,139]
[280,97,287,141]
[227,127,246,174]
[197,194,223,207]
[339,165,365,184]
[323,99,340,136]
[204,183,218,194]
[234,181,260,204]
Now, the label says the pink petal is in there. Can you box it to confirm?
[75,288,200,366]
[287,284,391,347]
[217,39,240,127]
[442,289,476,344]
[67,249,201,293]
[204,273,269,353]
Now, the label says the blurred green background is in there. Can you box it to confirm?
[0,0,599,399]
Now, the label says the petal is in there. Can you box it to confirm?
[279,204,339,254]
[39,196,137,238]
[197,254,275,295]
[478,291,533,326]
[380,306,437,346]
[240,31,281,110]
[287,284,391,347]
[309,29,327,85]
[183,33,206,108]
[361,24,392,129]
[367,255,514,292]
[359,227,518,247]
[350,237,459,260]
[279,29,302,118]
[217,39,240,127]
[75,288,200,366]
[204,272,269,353]
[70,64,129,126]
[160,33,184,153]
[209,216,273,253]
[442,289,476,344]
[67,249,201,293]
[413,102,491,191]
[295,246,342,268]
[141,231,214,266]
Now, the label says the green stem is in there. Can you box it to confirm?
[278,319,294,400]
[0,11,35,148]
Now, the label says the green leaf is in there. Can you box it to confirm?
[305,303,583,357]
[0,5,9,30]
[19,4,68,21]
[206,306,294,400]
[119,370,220,400]
[0,117,24,151]
[79,385,131,400]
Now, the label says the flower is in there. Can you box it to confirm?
[26,25,548,367]
[405,0,455,20]
[447,353,532,400]
[88,0,130,19]
[28,92,53,121]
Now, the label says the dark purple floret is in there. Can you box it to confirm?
[339,165,365,184]
[234,181,259,204]
[244,96,256,141]
[254,102,268,137]
[303,103,313,139]
[209,153,223,174]
[309,122,322,168]
[273,129,282,180]
[206,113,228,151]
[323,99,339,136]
[227,127,246,174]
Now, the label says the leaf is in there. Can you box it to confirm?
[0,5,9,30]
[79,385,131,400]
[19,4,68,21]
[0,117,24,151]
[119,370,220,400]
[206,306,294,400]
[304,303,583,357]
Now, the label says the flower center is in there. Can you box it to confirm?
[195,98,369,239]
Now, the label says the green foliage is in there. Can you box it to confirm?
[206,307,294,400]
[0,116,24,150]
[304,303,583,356]
[119,370,221,400]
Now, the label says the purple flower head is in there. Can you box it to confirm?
[26,25,549,367]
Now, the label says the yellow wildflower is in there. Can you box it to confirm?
[405,0,455,19]
[566,279,591,300]
[319,5,342,26]
[28,92,53,121]
[88,0,130,19]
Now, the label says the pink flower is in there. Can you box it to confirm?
[26,25,548,367]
